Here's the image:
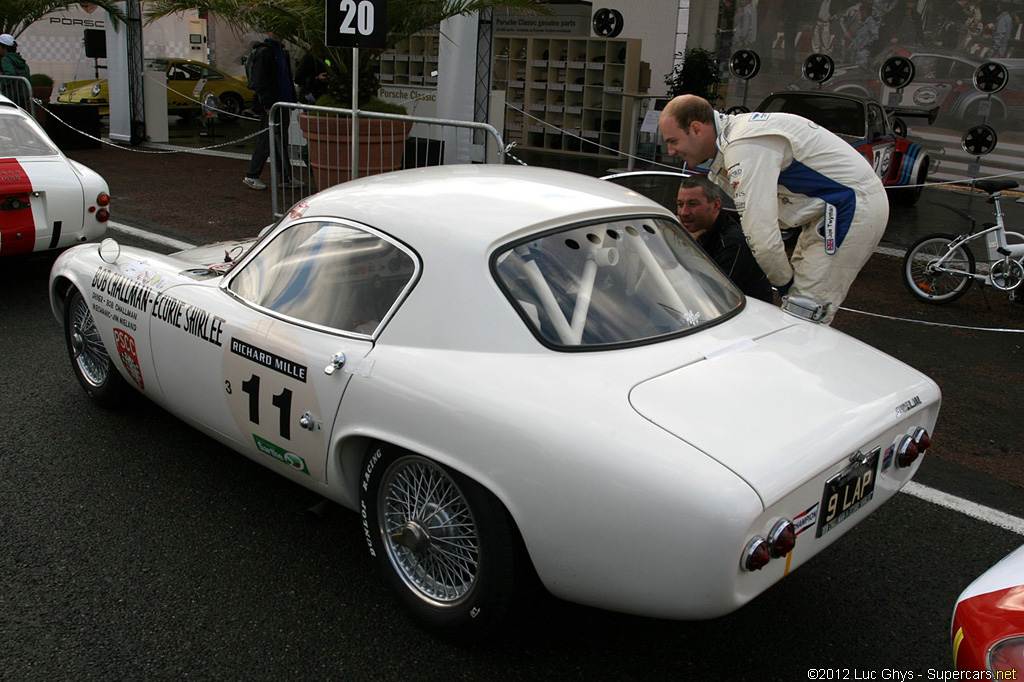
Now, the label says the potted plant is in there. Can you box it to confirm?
[664,47,722,104]
[30,73,53,102]
[146,0,547,183]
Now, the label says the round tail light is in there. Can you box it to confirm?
[96,193,110,207]
[912,427,931,453]
[742,537,771,572]
[96,209,110,222]
[768,519,797,558]
[895,435,919,468]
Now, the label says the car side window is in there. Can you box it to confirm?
[200,66,223,81]
[867,105,887,139]
[227,220,418,336]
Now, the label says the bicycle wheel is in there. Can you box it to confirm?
[902,233,976,304]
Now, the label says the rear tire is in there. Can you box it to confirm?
[359,445,525,642]
[902,234,975,303]
[64,288,127,405]
[891,157,928,206]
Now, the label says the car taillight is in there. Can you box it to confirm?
[96,193,110,207]
[768,519,797,558]
[894,435,919,468]
[988,636,1024,676]
[96,209,110,222]
[742,537,770,572]
[912,427,931,453]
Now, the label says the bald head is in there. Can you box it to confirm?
[658,95,719,167]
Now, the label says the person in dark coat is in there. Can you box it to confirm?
[244,31,301,190]
[676,174,774,303]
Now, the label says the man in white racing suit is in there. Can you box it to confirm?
[658,95,888,324]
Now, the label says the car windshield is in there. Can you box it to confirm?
[227,220,418,336]
[493,217,743,348]
[760,95,866,138]
[0,111,59,157]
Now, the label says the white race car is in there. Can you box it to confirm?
[49,165,940,640]
[0,94,110,256]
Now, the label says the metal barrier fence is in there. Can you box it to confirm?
[268,102,506,217]
[0,75,35,116]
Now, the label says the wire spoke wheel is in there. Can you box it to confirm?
[68,291,111,387]
[63,288,126,405]
[361,446,523,640]
[903,234,975,303]
[379,455,480,607]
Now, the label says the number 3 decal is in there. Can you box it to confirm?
[339,0,375,35]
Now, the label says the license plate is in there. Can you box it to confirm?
[816,448,880,538]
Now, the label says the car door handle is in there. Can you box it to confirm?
[324,352,346,376]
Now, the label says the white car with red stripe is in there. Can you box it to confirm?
[48,165,940,642]
[0,95,109,256]
[952,543,1024,675]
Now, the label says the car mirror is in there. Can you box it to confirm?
[98,237,121,264]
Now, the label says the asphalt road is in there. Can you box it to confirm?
[2,143,1023,680]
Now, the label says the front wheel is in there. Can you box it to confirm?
[360,446,525,642]
[902,233,976,303]
[64,288,127,405]
[218,92,244,120]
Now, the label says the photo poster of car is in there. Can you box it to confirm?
[717,0,1024,180]
[16,6,204,96]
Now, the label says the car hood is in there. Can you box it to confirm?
[171,238,259,269]
[629,321,938,507]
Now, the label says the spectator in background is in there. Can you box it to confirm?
[847,1,880,65]
[295,51,329,105]
[244,31,302,191]
[734,0,757,50]
[882,1,924,49]
[993,1,1014,58]
[0,34,31,108]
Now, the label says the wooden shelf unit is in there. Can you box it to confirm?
[494,35,641,157]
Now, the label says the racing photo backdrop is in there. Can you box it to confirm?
[716,0,1024,182]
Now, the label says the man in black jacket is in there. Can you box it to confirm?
[244,32,302,190]
[676,174,773,303]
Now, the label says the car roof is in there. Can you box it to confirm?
[0,94,30,115]
[763,89,873,106]
[298,165,676,251]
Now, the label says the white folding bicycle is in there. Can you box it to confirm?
[903,179,1024,304]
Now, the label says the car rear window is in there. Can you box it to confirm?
[0,112,59,157]
[760,95,866,138]
[493,217,743,349]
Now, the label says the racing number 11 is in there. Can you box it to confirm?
[338,0,374,35]
[241,374,293,440]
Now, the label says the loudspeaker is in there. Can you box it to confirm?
[83,29,106,59]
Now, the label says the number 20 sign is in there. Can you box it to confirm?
[325,0,386,49]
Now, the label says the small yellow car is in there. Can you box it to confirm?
[57,58,253,119]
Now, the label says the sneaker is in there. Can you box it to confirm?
[280,178,305,189]
[243,176,267,190]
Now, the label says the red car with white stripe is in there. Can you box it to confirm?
[0,94,109,256]
[952,543,1024,676]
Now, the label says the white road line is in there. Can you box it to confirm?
[902,482,1024,536]
[109,220,195,251]
[104,221,1024,536]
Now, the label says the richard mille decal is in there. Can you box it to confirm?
[230,337,308,382]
